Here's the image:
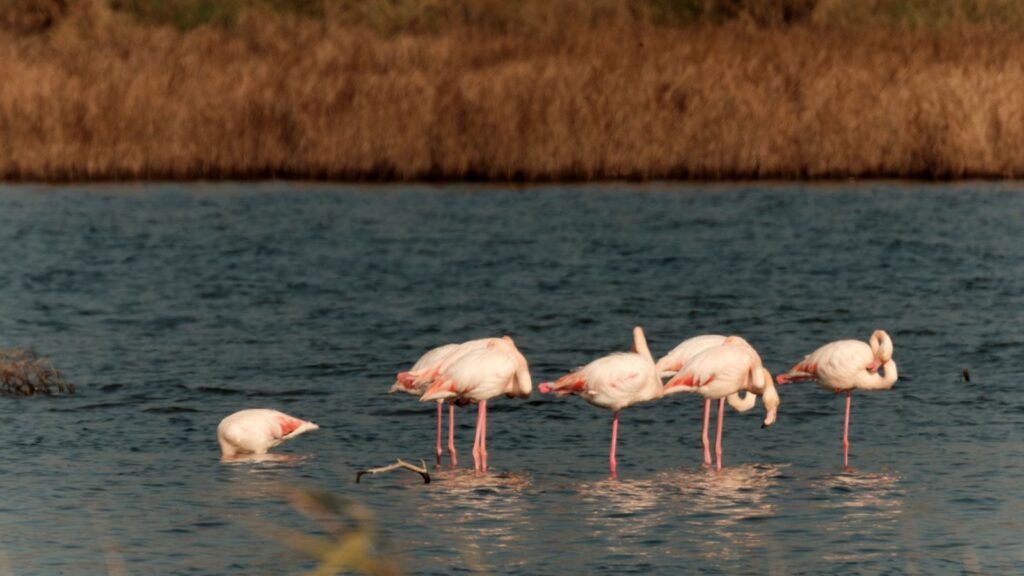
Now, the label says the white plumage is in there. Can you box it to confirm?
[217,408,319,458]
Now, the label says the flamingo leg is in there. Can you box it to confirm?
[480,400,488,473]
[715,397,725,471]
[843,391,852,468]
[610,410,620,480]
[472,402,484,475]
[435,402,443,468]
[448,402,458,467]
[702,398,712,467]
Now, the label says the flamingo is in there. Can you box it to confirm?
[538,326,662,479]
[420,337,532,474]
[390,343,462,467]
[776,330,897,468]
[663,343,779,471]
[217,408,319,458]
[658,334,768,466]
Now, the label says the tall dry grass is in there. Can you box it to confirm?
[2,0,1024,181]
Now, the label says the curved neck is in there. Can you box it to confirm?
[726,391,757,412]
[761,377,780,427]
[870,330,893,363]
[862,360,898,389]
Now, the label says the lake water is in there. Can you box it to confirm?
[0,183,1021,575]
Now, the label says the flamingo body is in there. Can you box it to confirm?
[548,352,661,412]
[655,334,730,376]
[390,343,461,395]
[217,409,319,458]
[780,340,893,392]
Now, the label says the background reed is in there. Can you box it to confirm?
[2,0,1024,181]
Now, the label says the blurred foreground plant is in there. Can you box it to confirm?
[0,349,74,396]
[266,487,401,576]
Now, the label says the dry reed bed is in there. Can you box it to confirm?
[3,5,1024,180]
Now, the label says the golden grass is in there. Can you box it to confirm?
[3,0,1024,181]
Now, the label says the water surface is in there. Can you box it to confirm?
[0,183,1021,574]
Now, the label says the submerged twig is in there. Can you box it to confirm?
[0,349,73,396]
[356,459,430,484]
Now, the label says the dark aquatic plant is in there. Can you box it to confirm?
[0,349,74,396]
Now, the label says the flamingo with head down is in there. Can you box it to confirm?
[420,337,532,475]
[391,343,463,467]
[663,342,779,471]
[539,326,662,479]
[776,329,897,468]
[217,408,319,459]
[657,334,766,466]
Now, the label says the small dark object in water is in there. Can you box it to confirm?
[0,349,73,396]
[356,458,430,484]
[962,368,970,382]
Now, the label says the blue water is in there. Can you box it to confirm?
[0,183,1021,575]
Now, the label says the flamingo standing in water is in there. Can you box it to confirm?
[776,330,897,468]
[663,343,779,471]
[217,408,319,458]
[657,334,766,467]
[391,337,512,467]
[390,343,462,467]
[539,326,662,479]
[421,337,532,474]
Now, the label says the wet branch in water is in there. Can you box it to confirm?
[356,459,431,484]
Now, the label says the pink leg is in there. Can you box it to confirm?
[610,410,620,480]
[472,402,484,474]
[480,400,488,473]
[715,398,725,471]
[448,402,458,467]
[843,391,852,468]
[702,398,712,467]
[435,402,443,468]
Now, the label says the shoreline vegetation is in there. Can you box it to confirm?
[3,1,1024,182]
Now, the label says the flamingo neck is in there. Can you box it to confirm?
[870,330,893,363]
[632,326,653,363]
[761,377,779,427]
[862,359,898,389]
[726,391,757,412]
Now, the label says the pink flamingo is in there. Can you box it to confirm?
[420,338,532,474]
[217,408,319,458]
[392,337,515,467]
[776,330,897,468]
[390,343,462,467]
[658,335,765,467]
[539,326,662,479]
[663,343,779,471]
